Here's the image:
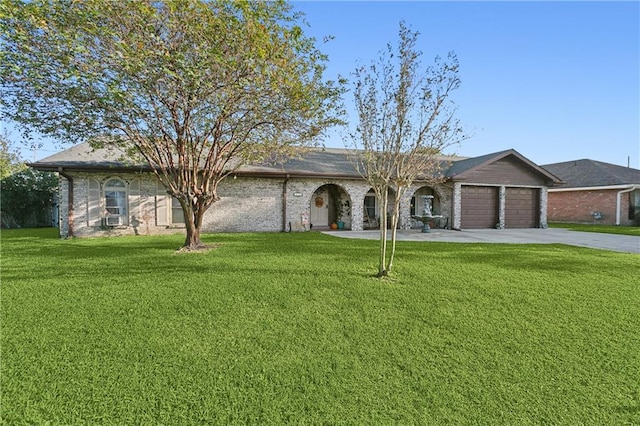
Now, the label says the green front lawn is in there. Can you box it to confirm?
[2,228,639,424]
[549,222,640,236]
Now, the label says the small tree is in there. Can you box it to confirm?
[0,133,24,179]
[351,22,466,277]
[1,0,344,249]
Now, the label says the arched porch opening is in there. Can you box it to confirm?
[309,184,352,230]
[363,187,398,229]
[410,186,445,229]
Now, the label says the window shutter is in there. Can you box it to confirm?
[87,179,102,226]
[155,182,169,226]
[139,184,156,225]
[129,179,141,221]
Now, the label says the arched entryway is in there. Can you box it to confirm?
[310,184,352,230]
[363,187,398,229]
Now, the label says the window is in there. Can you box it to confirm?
[104,179,127,226]
[171,197,185,225]
[364,195,376,221]
[631,190,640,224]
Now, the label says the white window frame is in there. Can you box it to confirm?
[171,196,186,226]
[364,193,377,223]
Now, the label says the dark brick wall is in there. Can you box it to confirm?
[547,189,633,225]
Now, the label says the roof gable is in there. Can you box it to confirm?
[445,149,561,184]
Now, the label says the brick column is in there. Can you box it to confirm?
[452,182,462,230]
[498,186,506,229]
[539,187,548,228]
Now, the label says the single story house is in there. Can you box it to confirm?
[29,142,561,238]
[543,159,640,226]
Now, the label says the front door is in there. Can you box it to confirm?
[310,188,329,227]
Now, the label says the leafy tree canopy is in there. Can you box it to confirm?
[0,133,24,179]
[1,0,345,248]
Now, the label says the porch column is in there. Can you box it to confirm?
[349,190,365,231]
[346,184,369,232]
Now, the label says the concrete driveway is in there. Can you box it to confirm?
[324,228,640,254]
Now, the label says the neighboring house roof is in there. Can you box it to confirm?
[29,141,558,183]
[542,159,640,189]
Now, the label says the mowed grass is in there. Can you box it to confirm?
[549,222,640,236]
[2,228,639,424]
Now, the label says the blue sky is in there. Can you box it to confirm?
[294,0,640,167]
[5,1,639,168]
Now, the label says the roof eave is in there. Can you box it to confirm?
[28,162,152,173]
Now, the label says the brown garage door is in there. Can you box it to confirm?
[505,187,539,228]
[461,186,498,228]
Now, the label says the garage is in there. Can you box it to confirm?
[460,186,498,228]
[505,187,539,228]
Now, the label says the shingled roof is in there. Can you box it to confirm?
[30,141,560,184]
[542,159,640,189]
[28,141,463,179]
[27,142,148,172]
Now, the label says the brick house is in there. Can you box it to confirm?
[29,143,560,238]
[543,159,640,226]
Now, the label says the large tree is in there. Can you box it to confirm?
[1,0,344,249]
[351,22,466,277]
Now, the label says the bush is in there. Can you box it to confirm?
[0,169,57,228]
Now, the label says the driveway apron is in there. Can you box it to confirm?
[324,228,640,254]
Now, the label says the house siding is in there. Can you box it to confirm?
[459,157,548,186]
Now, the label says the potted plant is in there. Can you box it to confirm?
[337,200,350,229]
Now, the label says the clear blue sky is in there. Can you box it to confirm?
[4,1,639,168]
[295,0,640,168]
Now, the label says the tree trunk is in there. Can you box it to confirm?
[181,199,207,250]
[184,224,204,250]
[387,191,404,274]
[387,205,400,274]
[378,190,389,277]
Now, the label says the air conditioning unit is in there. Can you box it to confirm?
[106,215,123,226]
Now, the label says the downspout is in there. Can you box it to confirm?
[58,167,74,237]
[282,174,290,232]
[616,185,639,225]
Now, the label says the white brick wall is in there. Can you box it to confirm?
[55,171,455,238]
